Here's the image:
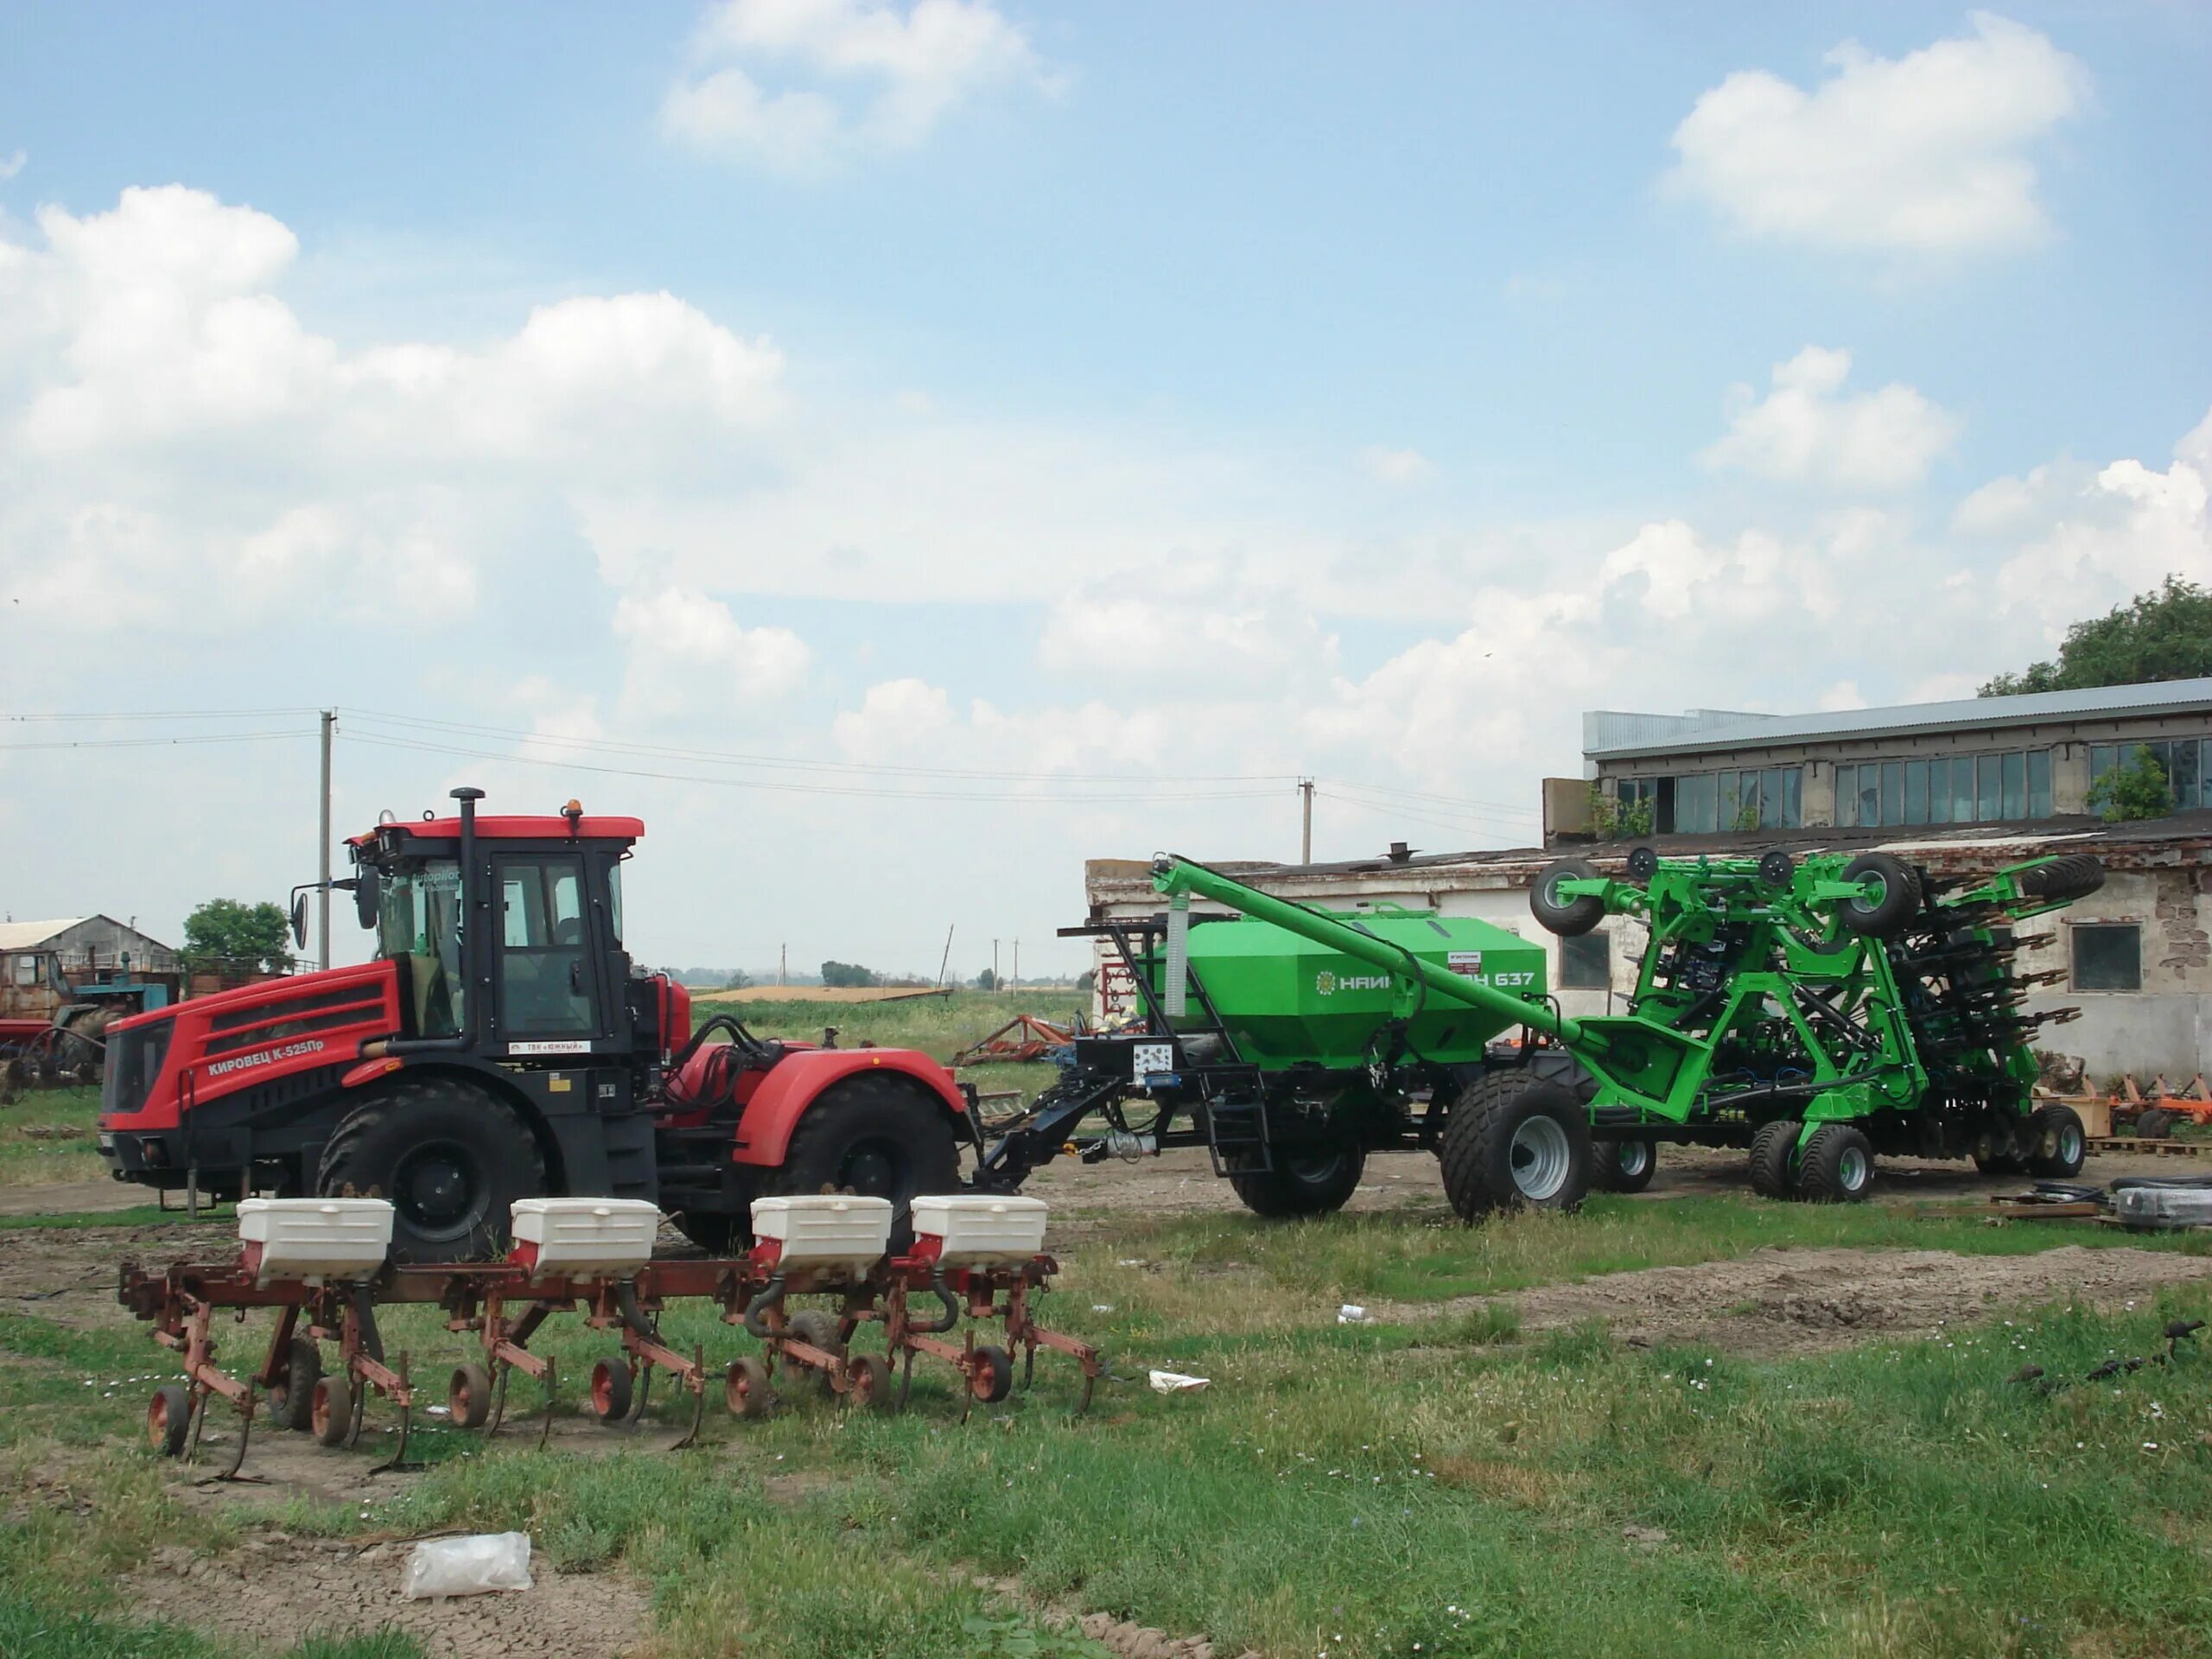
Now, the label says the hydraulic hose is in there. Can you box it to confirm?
[615,1281,657,1342]
[908,1268,962,1335]
[741,1274,787,1339]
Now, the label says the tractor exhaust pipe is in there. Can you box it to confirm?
[385,786,485,1058]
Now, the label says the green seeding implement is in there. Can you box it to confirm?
[977,845,2105,1216]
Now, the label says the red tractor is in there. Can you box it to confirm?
[99,788,970,1261]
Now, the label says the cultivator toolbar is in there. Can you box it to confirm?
[116,1194,1100,1481]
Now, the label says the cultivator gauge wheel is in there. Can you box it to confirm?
[845,1352,891,1411]
[589,1359,635,1425]
[725,1356,771,1419]
[970,1344,1014,1405]
[449,1363,493,1431]
[310,1375,353,1448]
[148,1384,191,1458]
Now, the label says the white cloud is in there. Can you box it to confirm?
[1361,446,1433,485]
[663,0,1051,173]
[1702,346,1961,488]
[1669,12,2088,253]
[611,586,812,718]
[0,149,26,182]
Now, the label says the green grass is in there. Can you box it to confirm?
[0,1085,105,1187]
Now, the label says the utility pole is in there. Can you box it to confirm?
[1011,938,1019,995]
[1300,778,1314,864]
[992,938,1000,992]
[937,924,954,990]
[779,944,786,988]
[318,710,335,971]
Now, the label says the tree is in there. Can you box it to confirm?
[820,960,879,988]
[974,968,998,991]
[1075,968,1096,993]
[724,968,753,990]
[1980,575,2212,696]
[182,899,296,975]
[2087,745,2172,823]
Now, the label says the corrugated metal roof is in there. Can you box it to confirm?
[0,918,86,950]
[1586,677,2212,760]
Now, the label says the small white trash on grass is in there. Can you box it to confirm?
[1338,1304,1370,1325]
[403,1533,534,1599]
[1148,1370,1210,1394]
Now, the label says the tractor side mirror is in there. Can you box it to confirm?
[289,893,309,950]
[353,869,380,930]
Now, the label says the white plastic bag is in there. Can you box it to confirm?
[1148,1369,1210,1394]
[402,1532,533,1599]
[1338,1304,1370,1325]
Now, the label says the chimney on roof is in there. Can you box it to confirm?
[1386,841,1414,863]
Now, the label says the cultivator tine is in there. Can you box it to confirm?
[1077,1368,1095,1414]
[343,1373,368,1450]
[898,1349,916,1412]
[370,1354,421,1475]
[629,1363,653,1426]
[213,1392,257,1483]
[1021,1343,1036,1390]
[486,1363,511,1437]
[670,1344,708,1451]
[537,1356,559,1451]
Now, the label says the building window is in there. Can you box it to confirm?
[2070,924,2141,992]
[10,955,35,988]
[1834,747,2056,828]
[1560,931,1610,990]
[2089,737,2210,812]
[1668,766,1802,834]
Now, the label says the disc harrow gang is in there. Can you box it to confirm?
[115,1198,1100,1479]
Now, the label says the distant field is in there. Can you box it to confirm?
[692,984,957,1005]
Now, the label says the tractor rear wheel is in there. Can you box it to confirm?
[316,1077,546,1263]
[1593,1137,1658,1194]
[1438,1073,1591,1220]
[1228,1141,1365,1217]
[1748,1121,1800,1199]
[1796,1125,1874,1203]
[767,1075,961,1254]
[2028,1103,2087,1178]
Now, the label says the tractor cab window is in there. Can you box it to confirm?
[496,855,597,1039]
[607,861,624,944]
[377,860,465,1037]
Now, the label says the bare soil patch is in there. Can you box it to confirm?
[1421,1243,2212,1358]
[0,1217,216,1328]
[126,1534,650,1658]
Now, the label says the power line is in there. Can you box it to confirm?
[1315,777,1541,817]
[1315,788,1536,847]
[1,708,321,723]
[0,730,308,751]
[1321,782,1539,833]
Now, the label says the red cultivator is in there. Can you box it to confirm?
[117,1243,1102,1481]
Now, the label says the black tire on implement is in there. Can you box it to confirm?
[1592,1137,1658,1194]
[1529,857,1606,938]
[1228,1141,1365,1217]
[2028,1103,2087,1179]
[1837,853,1923,938]
[1438,1072,1592,1221]
[316,1077,546,1263]
[1748,1120,1799,1199]
[2019,855,2106,904]
[768,1074,962,1255]
[2134,1108,2174,1141]
[1796,1123,1875,1204]
[267,1336,322,1432]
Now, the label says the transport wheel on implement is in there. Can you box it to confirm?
[725,1357,772,1419]
[1228,1141,1365,1217]
[449,1363,494,1431]
[787,1309,846,1394]
[148,1385,192,1458]
[267,1337,322,1432]
[589,1360,634,1425]
[1796,1125,1874,1204]
[845,1353,891,1411]
[1438,1073,1592,1220]
[969,1344,1014,1405]
[310,1376,353,1448]
[316,1077,546,1263]
[769,1075,962,1255]
[1529,857,1605,937]
[2134,1108,2173,1141]
[1836,853,1922,939]
[2028,1103,2087,1179]
[1748,1121,1800,1199]
[1593,1138,1658,1194]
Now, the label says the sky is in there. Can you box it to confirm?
[1,2,2209,980]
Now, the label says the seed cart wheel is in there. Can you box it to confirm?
[1228,1141,1366,1217]
[725,1356,772,1419]
[1796,1125,1874,1203]
[449,1363,494,1431]
[1593,1138,1658,1194]
[768,1074,963,1254]
[148,1385,192,1458]
[1748,1121,1800,1199]
[310,1376,353,1448]
[1836,853,1923,939]
[970,1344,1014,1405]
[1438,1073,1592,1220]
[846,1353,891,1411]
[1529,857,1605,937]
[267,1337,322,1433]
[2028,1104,2087,1179]
[589,1360,634,1425]
[315,1077,545,1263]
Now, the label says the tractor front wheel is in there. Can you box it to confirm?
[1228,1141,1365,1217]
[1796,1125,1874,1203]
[1438,1073,1591,1221]
[768,1076,962,1254]
[1748,1121,1800,1199]
[316,1077,546,1263]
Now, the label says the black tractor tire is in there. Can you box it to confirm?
[787,1308,846,1359]
[1625,845,1659,882]
[1228,1141,1366,1217]
[766,1075,962,1254]
[1796,1124,1875,1204]
[1748,1120,1800,1199]
[2134,1108,2174,1141]
[315,1077,547,1264]
[2020,855,2106,904]
[267,1337,322,1433]
[1529,857,1606,938]
[1438,1073,1592,1221]
[671,1210,750,1255]
[2028,1103,2088,1178]
[1592,1137,1659,1194]
[1837,853,1923,939]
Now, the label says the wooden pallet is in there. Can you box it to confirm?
[2088,1135,2212,1159]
